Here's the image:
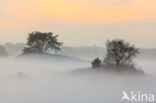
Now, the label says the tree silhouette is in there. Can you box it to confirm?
[104,39,139,67]
[23,31,63,54]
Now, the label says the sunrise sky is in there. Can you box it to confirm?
[0,0,156,48]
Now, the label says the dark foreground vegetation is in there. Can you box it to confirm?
[91,39,144,75]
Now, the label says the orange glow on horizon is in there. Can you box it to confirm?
[4,0,156,24]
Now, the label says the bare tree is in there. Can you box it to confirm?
[104,39,139,67]
[23,31,63,54]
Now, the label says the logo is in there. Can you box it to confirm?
[121,91,155,102]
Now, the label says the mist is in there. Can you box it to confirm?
[0,55,156,103]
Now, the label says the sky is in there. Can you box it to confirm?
[0,0,156,48]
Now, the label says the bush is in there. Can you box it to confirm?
[91,58,101,68]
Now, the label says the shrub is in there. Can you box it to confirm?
[91,58,101,68]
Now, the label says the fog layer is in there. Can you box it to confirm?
[0,55,156,103]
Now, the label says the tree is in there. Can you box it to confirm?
[104,39,139,67]
[91,57,101,68]
[23,31,63,54]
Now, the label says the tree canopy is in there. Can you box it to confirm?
[23,31,63,54]
[104,39,139,67]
